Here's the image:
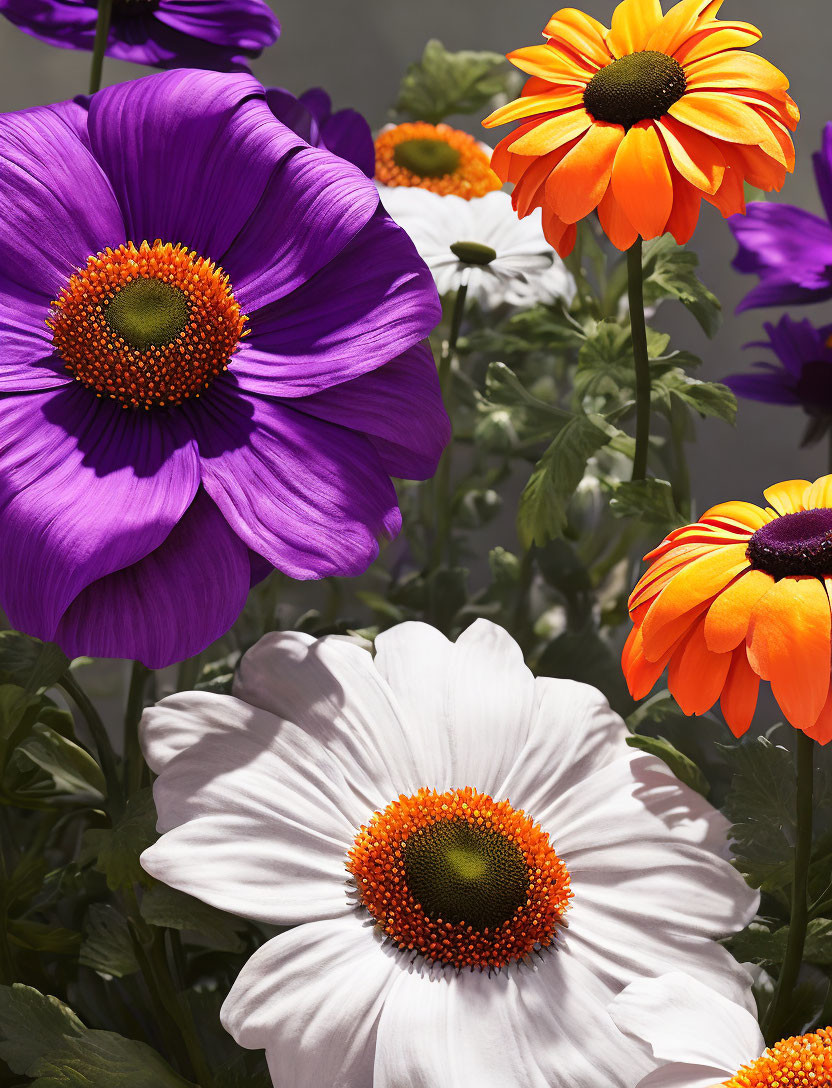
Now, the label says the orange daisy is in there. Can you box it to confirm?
[623,476,832,744]
[482,0,798,257]
[374,121,502,198]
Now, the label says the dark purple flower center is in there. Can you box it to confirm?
[584,51,687,128]
[100,0,160,14]
[746,508,832,577]
[796,360,832,417]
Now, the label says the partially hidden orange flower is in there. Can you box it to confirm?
[374,122,501,198]
[483,0,799,257]
[623,477,832,744]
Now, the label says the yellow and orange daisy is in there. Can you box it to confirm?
[483,0,798,256]
[623,476,832,744]
[374,121,501,198]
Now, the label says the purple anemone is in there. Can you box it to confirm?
[724,315,832,443]
[0,0,279,72]
[730,124,832,312]
[266,87,375,179]
[0,69,447,668]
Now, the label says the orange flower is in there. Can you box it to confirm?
[374,122,501,198]
[483,0,798,257]
[623,477,832,744]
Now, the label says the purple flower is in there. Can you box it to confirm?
[266,87,375,179]
[730,124,832,312]
[0,69,447,668]
[0,0,279,72]
[724,315,832,442]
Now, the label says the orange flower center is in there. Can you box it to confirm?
[723,1027,832,1087]
[374,122,501,199]
[746,508,832,577]
[347,787,572,970]
[584,50,687,128]
[49,240,245,410]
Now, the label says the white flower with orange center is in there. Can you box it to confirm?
[141,620,758,1087]
[611,973,832,1088]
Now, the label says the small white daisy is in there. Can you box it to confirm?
[378,187,576,309]
[140,620,758,1088]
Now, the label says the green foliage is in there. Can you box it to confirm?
[651,368,737,424]
[642,236,722,337]
[730,919,832,967]
[81,789,157,891]
[140,883,247,953]
[626,733,710,798]
[394,39,515,124]
[79,904,139,978]
[607,478,682,526]
[0,984,194,1087]
[0,632,69,694]
[537,622,635,717]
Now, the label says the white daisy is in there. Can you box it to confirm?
[378,187,576,309]
[610,972,832,1088]
[140,620,758,1088]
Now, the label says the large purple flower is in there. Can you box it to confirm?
[0,0,279,72]
[0,69,447,668]
[730,124,832,312]
[266,87,375,179]
[724,315,832,442]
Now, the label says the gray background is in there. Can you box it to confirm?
[0,0,829,512]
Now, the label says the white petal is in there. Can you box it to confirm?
[609,973,764,1078]
[221,916,397,1087]
[373,620,536,794]
[141,691,257,774]
[374,953,651,1088]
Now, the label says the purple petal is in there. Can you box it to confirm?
[722,371,801,405]
[153,0,279,52]
[223,146,380,313]
[814,123,832,226]
[0,385,199,638]
[54,490,250,669]
[295,343,450,479]
[319,108,376,179]
[0,0,97,51]
[87,70,303,262]
[762,315,832,377]
[232,210,440,396]
[265,87,320,146]
[185,377,401,580]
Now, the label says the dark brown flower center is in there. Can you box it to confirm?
[583,51,687,128]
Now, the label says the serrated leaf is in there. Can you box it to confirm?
[395,39,513,124]
[608,478,682,525]
[0,984,193,1087]
[0,632,69,694]
[79,904,139,978]
[81,789,157,891]
[140,883,246,954]
[651,368,737,424]
[642,236,721,337]
[626,733,710,797]
[518,413,616,547]
[729,919,832,967]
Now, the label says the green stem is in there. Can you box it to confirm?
[125,662,152,799]
[88,0,112,95]
[430,282,467,573]
[764,731,814,1042]
[175,654,203,694]
[627,237,651,482]
[58,672,123,818]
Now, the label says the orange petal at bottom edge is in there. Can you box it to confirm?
[803,687,832,745]
[720,646,759,739]
[668,615,733,716]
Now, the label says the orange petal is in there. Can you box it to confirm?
[642,542,751,651]
[656,116,725,193]
[502,44,596,86]
[542,209,577,257]
[665,171,702,244]
[805,475,832,510]
[646,0,716,56]
[701,500,771,531]
[684,51,790,96]
[597,184,638,250]
[747,577,832,729]
[485,88,586,127]
[544,8,613,67]
[545,122,624,222]
[607,0,663,57]
[514,142,578,216]
[508,109,593,155]
[622,622,679,700]
[704,161,745,217]
[668,91,773,147]
[703,568,774,653]
[673,22,762,65]
[668,616,732,715]
[630,546,720,612]
[611,121,674,238]
[720,646,759,739]
[763,479,811,515]
[804,682,832,746]
[643,599,713,662]
[729,141,787,192]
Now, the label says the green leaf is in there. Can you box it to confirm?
[0,984,193,1087]
[6,920,80,956]
[7,723,105,805]
[642,236,721,337]
[476,361,568,449]
[537,623,635,717]
[626,733,710,797]
[651,368,737,424]
[395,39,514,124]
[140,883,246,953]
[81,789,157,891]
[729,919,832,967]
[0,632,69,694]
[79,904,139,978]
[518,413,617,547]
[608,478,683,525]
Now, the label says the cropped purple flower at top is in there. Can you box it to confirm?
[266,87,375,178]
[730,124,832,312]
[0,69,447,668]
[0,0,279,72]
[724,315,832,443]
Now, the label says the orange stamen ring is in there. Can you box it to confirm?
[724,1026,832,1087]
[374,122,501,199]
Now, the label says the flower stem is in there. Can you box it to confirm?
[88,0,112,94]
[627,237,650,482]
[58,671,124,818]
[764,730,814,1043]
[124,662,152,799]
[430,282,467,573]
